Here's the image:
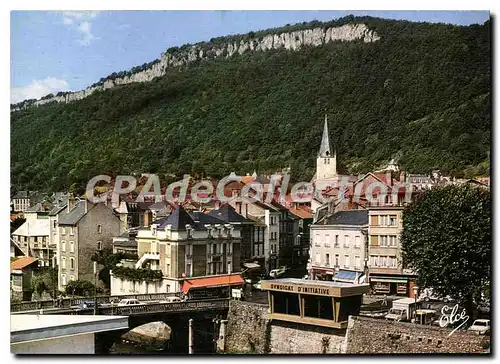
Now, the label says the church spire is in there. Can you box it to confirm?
[318,114,332,157]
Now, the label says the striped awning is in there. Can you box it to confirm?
[334,270,360,281]
[371,278,408,284]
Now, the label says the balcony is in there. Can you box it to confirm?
[135,252,160,269]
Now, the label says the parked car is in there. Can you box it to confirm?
[117,298,144,307]
[76,300,96,310]
[385,308,407,322]
[468,319,490,335]
[253,280,263,290]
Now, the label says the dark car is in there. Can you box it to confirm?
[76,300,96,311]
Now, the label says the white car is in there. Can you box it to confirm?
[117,298,144,307]
[468,319,490,335]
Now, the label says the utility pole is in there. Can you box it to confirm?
[52,255,56,305]
[188,318,194,354]
[93,261,98,315]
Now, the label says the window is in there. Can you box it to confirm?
[70,275,75,281]
[53,220,57,229]
[97,224,102,234]
[335,254,339,267]
[24,236,27,242]
[380,235,387,247]
[370,255,378,267]
[186,263,192,277]
[325,253,330,266]
[381,256,387,267]
[315,253,321,265]
[370,235,378,246]
[355,255,361,269]
[335,235,339,247]
[355,236,361,248]
[325,234,330,247]
[344,255,350,268]
[389,235,398,247]
[70,241,74,253]
[344,235,349,247]
[40,250,44,259]
[61,227,66,235]
[62,257,66,269]
[390,256,397,267]
[61,274,66,286]
[62,241,66,252]
[315,234,320,247]
[34,237,38,243]
[70,258,75,270]
[70,227,74,235]
[370,215,379,226]
[166,264,171,276]
[389,215,397,226]
[97,241,102,250]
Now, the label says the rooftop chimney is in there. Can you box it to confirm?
[67,193,75,213]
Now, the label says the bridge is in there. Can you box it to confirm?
[10,292,183,313]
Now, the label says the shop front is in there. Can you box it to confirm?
[309,266,335,281]
[369,275,416,296]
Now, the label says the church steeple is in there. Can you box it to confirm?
[315,114,337,181]
[318,114,333,157]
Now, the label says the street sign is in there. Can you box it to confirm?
[231,289,242,299]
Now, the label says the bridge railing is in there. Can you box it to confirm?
[99,298,229,316]
[10,291,183,312]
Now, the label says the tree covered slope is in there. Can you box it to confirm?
[10,16,491,192]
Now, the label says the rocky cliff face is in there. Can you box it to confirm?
[14,23,380,110]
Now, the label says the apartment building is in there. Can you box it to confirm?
[111,206,242,295]
[368,205,417,296]
[208,204,255,267]
[11,211,52,267]
[56,198,122,291]
[308,210,368,282]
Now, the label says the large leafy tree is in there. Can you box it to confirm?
[401,184,491,316]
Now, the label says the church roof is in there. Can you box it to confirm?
[318,115,333,157]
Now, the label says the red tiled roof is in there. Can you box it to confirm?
[181,274,245,293]
[289,207,313,219]
[11,256,37,272]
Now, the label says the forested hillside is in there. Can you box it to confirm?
[10,16,491,193]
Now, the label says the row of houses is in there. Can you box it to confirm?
[10,115,489,300]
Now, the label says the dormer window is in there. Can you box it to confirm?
[97,224,102,234]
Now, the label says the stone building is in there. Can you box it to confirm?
[11,214,51,267]
[308,210,368,282]
[110,206,242,295]
[56,198,122,290]
[367,205,417,296]
[208,204,255,267]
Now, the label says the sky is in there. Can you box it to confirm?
[10,10,490,104]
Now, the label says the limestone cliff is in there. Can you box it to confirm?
[12,23,380,110]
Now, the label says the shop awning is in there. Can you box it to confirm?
[182,274,245,293]
[333,270,360,281]
[243,263,261,269]
[371,278,408,284]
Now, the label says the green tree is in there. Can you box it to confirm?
[401,184,491,317]
[65,279,96,297]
